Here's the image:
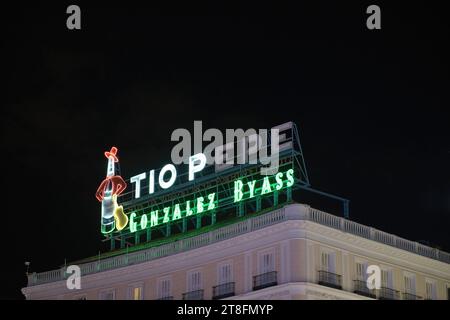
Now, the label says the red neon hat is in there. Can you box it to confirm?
[104,146,119,162]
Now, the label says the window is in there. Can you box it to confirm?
[188,271,202,291]
[381,269,393,288]
[425,281,436,300]
[100,290,115,300]
[259,252,275,274]
[157,278,172,299]
[321,251,335,273]
[355,262,367,281]
[404,275,415,294]
[132,286,143,300]
[218,263,233,285]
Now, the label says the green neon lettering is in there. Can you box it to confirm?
[130,212,137,233]
[261,176,272,195]
[234,179,243,202]
[286,168,294,187]
[163,207,170,223]
[207,193,215,210]
[197,196,204,214]
[150,210,159,227]
[186,200,194,217]
[275,172,284,190]
[247,180,256,198]
[172,204,181,221]
[140,214,148,230]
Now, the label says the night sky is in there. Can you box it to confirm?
[2,2,449,299]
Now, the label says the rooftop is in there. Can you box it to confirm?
[27,203,450,287]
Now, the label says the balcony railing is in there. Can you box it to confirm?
[378,287,401,300]
[253,271,278,291]
[212,282,235,299]
[353,280,376,298]
[402,292,423,300]
[27,204,450,287]
[182,289,204,300]
[318,271,342,290]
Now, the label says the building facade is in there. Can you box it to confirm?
[22,203,450,300]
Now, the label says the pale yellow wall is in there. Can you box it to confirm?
[57,238,450,300]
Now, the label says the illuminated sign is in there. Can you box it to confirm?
[96,149,295,235]
[129,153,207,199]
[126,168,294,234]
[95,123,351,251]
[95,147,128,234]
[96,122,305,246]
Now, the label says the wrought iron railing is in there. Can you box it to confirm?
[378,287,401,300]
[182,289,204,300]
[353,280,376,298]
[402,292,423,300]
[212,282,235,299]
[253,271,278,291]
[318,270,342,289]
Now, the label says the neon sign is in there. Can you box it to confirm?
[96,148,295,236]
[129,153,207,199]
[95,147,128,234]
[125,168,294,235]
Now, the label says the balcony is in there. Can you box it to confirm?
[353,280,376,298]
[318,271,342,290]
[402,292,423,300]
[182,289,204,300]
[212,282,235,299]
[157,296,174,300]
[253,271,278,291]
[378,287,401,300]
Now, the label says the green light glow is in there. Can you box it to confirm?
[234,180,244,202]
[173,204,182,220]
[275,172,283,190]
[130,212,137,233]
[196,196,204,214]
[286,169,294,187]
[186,200,194,216]
[150,210,158,227]
[163,207,170,223]
[140,214,148,229]
[207,193,216,210]
[247,180,256,198]
[122,168,296,235]
[232,168,294,204]
[261,176,272,195]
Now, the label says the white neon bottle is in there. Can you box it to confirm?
[101,155,116,234]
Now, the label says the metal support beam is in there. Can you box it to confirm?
[196,215,201,229]
[274,190,279,207]
[110,237,115,251]
[166,223,171,237]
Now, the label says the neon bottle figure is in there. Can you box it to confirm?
[101,184,116,233]
[102,150,117,233]
[96,147,127,234]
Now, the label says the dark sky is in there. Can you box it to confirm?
[2,2,449,299]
